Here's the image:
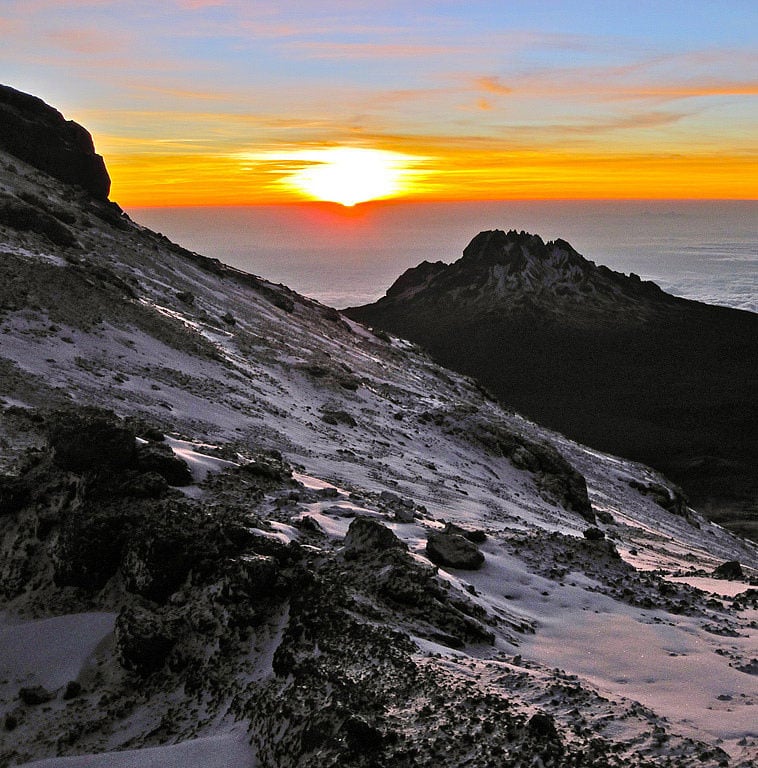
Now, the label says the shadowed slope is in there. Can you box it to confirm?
[346,229,758,540]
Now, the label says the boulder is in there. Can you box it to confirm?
[62,681,82,700]
[0,196,77,246]
[320,409,357,427]
[136,442,193,486]
[583,526,605,541]
[121,527,195,603]
[527,711,560,741]
[19,686,52,705]
[342,716,383,753]
[426,531,484,570]
[713,560,743,580]
[48,408,136,473]
[53,501,134,589]
[444,521,487,544]
[0,84,110,199]
[343,517,406,556]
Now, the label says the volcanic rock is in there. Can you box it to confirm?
[713,560,743,580]
[344,517,407,556]
[48,408,136,473]
[426,531,485,570]
[0,83,110,199]
[136,442,193,486]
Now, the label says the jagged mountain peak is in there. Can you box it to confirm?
[378,228,664,315]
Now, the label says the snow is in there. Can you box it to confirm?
[524,607,758,745]
[0,613,116,693]
[164,437,238,482]
[16,731,256,768]
[665,575,754,597]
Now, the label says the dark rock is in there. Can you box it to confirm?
[321,409,357,428]
[444,521,487,544]
[176,290,195,305]
[136,442,193,486]
[344,517,407,556]
[221,555,280,604]
[115,605,180,674]
[0,475,28,515]
[295,516,325,536]
[3,714,17,731]
[0,196,77,246]
[221,311,236,325]
[238,454,292,484]
[122,525,195,603]
[426,531,484,570]
[110,470,168,499]
[62,681,82,700]
[393,506,415,524]
[630,480,690,517]
[48,408,136,473]
[527,712,560,741]
[53,500,134,589]
[342,715,383,753]
[583,527,605,541]
[0,84,110,199]
[19,685,52,705]
[713,560,743,580]
[122,418,165,443]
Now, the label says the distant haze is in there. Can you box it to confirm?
[129,200,757,312]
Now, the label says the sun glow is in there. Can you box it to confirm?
[264,147,419,206]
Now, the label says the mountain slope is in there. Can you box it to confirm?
[346,229,758,541]
[0,90,757,767]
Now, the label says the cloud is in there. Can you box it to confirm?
[615,82,758,100]
[475,76,512,96]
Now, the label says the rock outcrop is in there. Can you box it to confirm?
[426,530,485,570]
[343,517,407,556]
[0,83,110,199]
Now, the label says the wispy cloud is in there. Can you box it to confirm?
[475,76,512,96]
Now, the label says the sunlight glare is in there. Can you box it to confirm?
[282,148,416,206]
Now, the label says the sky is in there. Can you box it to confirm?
[1,1,756,205]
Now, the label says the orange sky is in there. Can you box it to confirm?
[2,1,756,205]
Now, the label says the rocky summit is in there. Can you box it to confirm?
[0,85,110,200]
[347,229,758,542]
[0,87,757,768]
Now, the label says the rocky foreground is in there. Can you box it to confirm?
[0,86,756,767]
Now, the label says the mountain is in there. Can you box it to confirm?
[0,88,757,768]
[346,229,758,542]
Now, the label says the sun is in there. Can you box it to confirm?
[284,147,413,206]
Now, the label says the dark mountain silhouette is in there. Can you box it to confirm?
[346,229,758,540]
[0,84,110,199]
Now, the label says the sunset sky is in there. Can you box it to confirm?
[2,1,756,205]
